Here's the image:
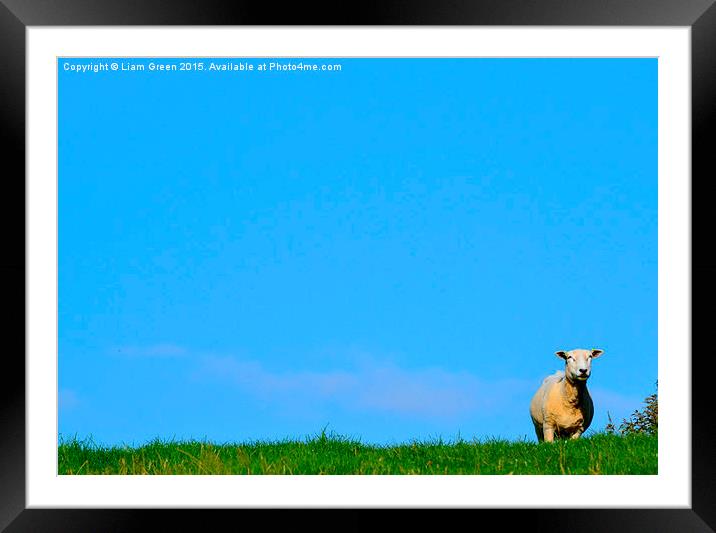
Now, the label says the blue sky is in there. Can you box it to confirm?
[58,58,657,446]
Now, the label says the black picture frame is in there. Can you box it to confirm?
[2,1,714,530]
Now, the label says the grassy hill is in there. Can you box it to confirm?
[58,431,657,475]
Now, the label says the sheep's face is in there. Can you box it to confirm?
[556,348,604,382]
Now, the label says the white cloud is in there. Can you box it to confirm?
[589,386,644,417]
[59,388,80,410]
[196,355,534,419]
[112,343,188,358]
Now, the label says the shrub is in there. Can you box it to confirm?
[606,382,658,436]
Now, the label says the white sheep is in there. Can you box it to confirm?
[529,348,604,442]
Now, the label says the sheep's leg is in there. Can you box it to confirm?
[533,421,544,442]
[542,425,555,443]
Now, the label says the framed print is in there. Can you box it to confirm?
[3,0,715,530]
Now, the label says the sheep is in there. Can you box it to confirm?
[529,348,604,442]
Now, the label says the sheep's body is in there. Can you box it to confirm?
[529,370,595,442]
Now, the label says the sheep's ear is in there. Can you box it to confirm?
[591,349,604,358]
[555,351,568,360]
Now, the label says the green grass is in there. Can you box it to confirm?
[58,431,657,475]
